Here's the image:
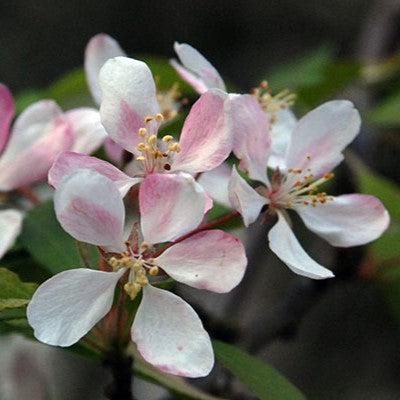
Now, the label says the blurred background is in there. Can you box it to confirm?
[2,0,400,399]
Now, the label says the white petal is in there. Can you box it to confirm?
[139,172,206,244]
[173,42,226,92]
[268,212,334,279]
[84,33,126,105]
[0,209,24,259]
[230,94,271,184]
[54,169,126,250]
[49,151,139,197]
[99,57,160,154]
[66,108,108,155]
[285,100,361,177]
[197,163,232,208]
[27,268,124,346]
[295,194,390,247]
[268,108,297,169]
[228,165,267,226]
[155,230,246,292]
[132,285,214,377]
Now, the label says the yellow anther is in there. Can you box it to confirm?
[162,135,174,142]
[168,143,181,152]
[138,127,147,137]
[133,260,144,271]
[324,172,335,180]
[137,142,147,151]
[124,282,142,300]
[144,116,153,123]
[149,266,159,276]
[136,156,146,161]
[147,135,157,145]
[155,113,164,122]
[136,274,149,286]
[140,241,152,252]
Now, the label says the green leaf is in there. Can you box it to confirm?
[0,267,37,300]
[0,298,29,311]
[19,200,99,274]
[129,345,225,400]
[213,340,306,400]
[368,91,400,126]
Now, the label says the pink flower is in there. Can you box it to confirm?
[227,100,389,279]
[170,42,297,168]
[27,169,247,377]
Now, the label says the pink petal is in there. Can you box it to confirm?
[285,100,361,178]
[170,59,209,94]
[268,212,334,279]
[171,89,232,174]
[197,163,232,208]
[230,94,271,184]
[49,151,139,197]
[66,108,107,155]
[228,166,267,226]
[0,209,24,259]
[84,33,126,105]
[295,194,390,247]
[54,169,126,250]
[0,101,73,191]
[27,268,124,346]
[173,42,226,93]
[139,172,206,244]
[132,285,214,377]
[0,84,15,155]
[99,57,160,154]
[155,229,246,292]
[104,137,125,165]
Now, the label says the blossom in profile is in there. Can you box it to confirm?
[27,169,247,377]
[226,100,389,279]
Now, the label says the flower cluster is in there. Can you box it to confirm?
[0,34,388,378]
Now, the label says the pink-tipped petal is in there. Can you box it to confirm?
[99,57,160,154]
[27,268,124,347]
[230,94,271,184]
[170,59,209,94]
[173,42,226,93]
[295,194,390,247]
[285,100,361,177]
[49,151,139,197]
[0,209,24,259]
[268,108,297,169]
[104,137,125,165]
[54,169,126,250]
[0,84,15,155]
[228,166,267,226]
[132,285,214,377]
[268,212,334,279]
[197,163,232,208]
[0,101,73,191]
[84,33,126,105]
[66,108,107,155]
[171,89,232,174]
[155,230,246,292]
[139,172,206,244]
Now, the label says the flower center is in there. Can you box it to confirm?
[262,165,335,210]
[108,241,160,300]
[134,114,181,174]
[252,81,296,124]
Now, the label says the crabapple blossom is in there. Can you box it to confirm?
[0,84,109,260]
[170,42,297,168]
[228,100,389,279]
[27,169,247,377]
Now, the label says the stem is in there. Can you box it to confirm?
[76,241,92,268]
[104,345,135,400]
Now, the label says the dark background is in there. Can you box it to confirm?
[2,1,400,399]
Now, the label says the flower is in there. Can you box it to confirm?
[84,33,181,164]
[227,100,389,279]
[170,42,297,168]
[27,169,247,377]
[0,83,109,260]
